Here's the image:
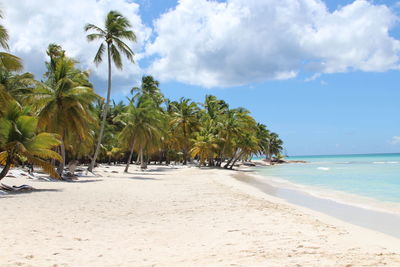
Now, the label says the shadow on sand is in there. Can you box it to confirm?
[127,177,159,181]
[62,179,103,183]
[0,188,62,198]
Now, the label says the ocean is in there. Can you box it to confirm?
[244,153,400,237]
[257,153,400,203]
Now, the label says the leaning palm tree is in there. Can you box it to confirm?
[0,102,62,180]
[84,10,136,172]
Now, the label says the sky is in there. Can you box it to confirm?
[3,0,400,156]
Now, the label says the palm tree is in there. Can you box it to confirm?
[255,123,271,158]
[131,76,165,108]
[170,98,200,164]
[34,50,99,176]
[0,102,62,179]
[268,132,283,162]
[85,10,136,172]
[116,95,164,171]
[190,132,218,167]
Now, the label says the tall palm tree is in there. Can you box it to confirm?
[85,10,136,172]
[34,51,98,176]
[0,102,62,179]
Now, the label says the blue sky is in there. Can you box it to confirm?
[135,0,400,156]
[5,0,400,156]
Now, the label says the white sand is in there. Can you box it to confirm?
[1,165,400,266]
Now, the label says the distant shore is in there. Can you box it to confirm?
[1,165,400,266]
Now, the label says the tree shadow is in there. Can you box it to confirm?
[127,177,159,181]
[126,171,165,176]
[0,188,62,197]
[61,179,103,183]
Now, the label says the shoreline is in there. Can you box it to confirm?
[247,163,400,215]
[1,165,400,266]
[232,168,400,239]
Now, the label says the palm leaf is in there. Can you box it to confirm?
[84,24,106,35]
[110,44,122,69]
[94,42,105,65]
[26,155,60,179]
[29,148,62,162]
[0,24,9,50]
[0,151,7,165]
[0,52,23,72]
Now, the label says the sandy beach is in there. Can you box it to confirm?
[1,165,400,266]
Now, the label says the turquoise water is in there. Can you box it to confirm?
[257,153,400,203]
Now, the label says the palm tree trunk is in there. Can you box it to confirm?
[124,142,135,173]
[0,155,12,181]
[224,148,238,168]
[229,151,244,169]
[57,140,66,177]
[135,153,140,165]
[140,147,146,170]
[183,148,187,165]
[89,43,112,172]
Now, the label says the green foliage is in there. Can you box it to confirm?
[84,10,136,68]
[0,102,61,179]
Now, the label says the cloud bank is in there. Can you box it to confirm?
[3,0,400,89]
[3,0,151,86]
[146,0,400,87]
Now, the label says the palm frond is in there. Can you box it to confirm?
[0,52,23,72]
[26,155,60,179]
[29,148,62,162]
[84,23,106,35]
[94,43,105,65]
[86,33,105,42]
[110,44,122,69]
[113,37,134,62]
[0,151,8,165]
[0,24,9,50]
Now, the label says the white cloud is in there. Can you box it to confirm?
[3,0,151,91]
[391,136,400,145]
[146,0,400,87]
[305,73,321,82]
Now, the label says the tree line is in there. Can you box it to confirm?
[0,10,283,180]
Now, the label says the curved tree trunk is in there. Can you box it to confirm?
[88,43,112,172]
[224,148,238,168]
[0,156,12,181]
[124,142,135,173]
[229,151,244,170]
